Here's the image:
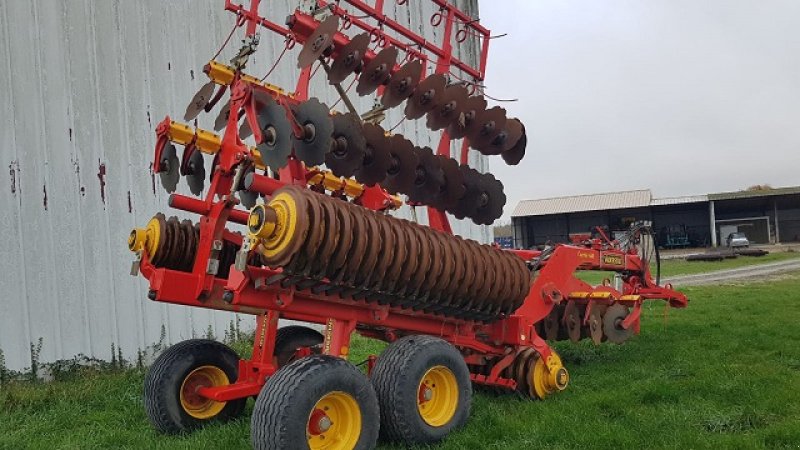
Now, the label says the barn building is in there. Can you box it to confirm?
[511,186,800,249]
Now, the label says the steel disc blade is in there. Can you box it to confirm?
[292,98,333,167]
[447,95,487,139]
[381,59,423,108]
[328,33,370,84]
[472,172,506,225]
[450,166,481,219]
[426,84,469,131]
[356,123,392,186]
[356,47,398,96]
[326,112,366,178]
[214,102,231,131]
[382,134,418,194]
[256,100,293,169]
[501,123,527,165]
[434,156,465,210]
[467,106,508,151]
[159,143,180,193]
[184,81,216,121]
[238,167,258,209]
[298,15,339,69]
[186,150,206,196]
[408,146,443,203]
[404,73,446,120]
[239,120,252,139]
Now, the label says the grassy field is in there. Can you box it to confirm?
[577,250,800,286]
[2,274,800,449]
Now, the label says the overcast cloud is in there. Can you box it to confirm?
[477,0,800,220]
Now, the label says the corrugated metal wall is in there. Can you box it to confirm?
[0,0,487,372]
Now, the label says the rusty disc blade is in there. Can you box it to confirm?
[382,134,418,194]
[184,81,216,121]
[467,106,507,151]
[482,117,523,156]
[159,143,180,193]
[328,32,370,84]
[292,98,334,167]
[186,150,206,196]
[426,84,469,131]
[356,123,392,186]
[501,122,527,165]
[589,305,607,345]
[407,146,443,203]
[450,166,481,220]
[256,99,293,170]
[356,47,399,96]
[327,203,353,274]
[543,305,562,340]
[447,95,486,139]
[603,303,633,344]
[472,172,506,225]
[564,301,584,343]
[326,112,365,178]
[381,59,423,108]
[404,73,446,120]
[298,15,339,69]
[432,155,465,210]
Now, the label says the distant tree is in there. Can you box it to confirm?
[745,184,773,191]
[493,221,513,238]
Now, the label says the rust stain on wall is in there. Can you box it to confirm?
[9,160,18,194]
[97,161,107,205]
[127,190,133,213]
[42,184,48,210]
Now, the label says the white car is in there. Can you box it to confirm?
[726,232,750,248]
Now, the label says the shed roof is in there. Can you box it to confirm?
[511,190,652,217]
[650,194,709,206]
[708,186,800,201]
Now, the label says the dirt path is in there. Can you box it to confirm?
[664,259,800,286]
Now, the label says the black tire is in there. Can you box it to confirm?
[371,335,472,445]
[143,339,246,434]
[251,354,379,450]
[274,325,324,367]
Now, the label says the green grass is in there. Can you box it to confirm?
[577,250,800,286]
[2,275,800,449]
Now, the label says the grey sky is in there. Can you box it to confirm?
[477,0,800,220]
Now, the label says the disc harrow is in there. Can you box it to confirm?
[127,2,689,449]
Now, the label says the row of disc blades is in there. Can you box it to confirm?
[292,15,527,165]
[146,213,240,279]
[538,301,632,345]
[240,95,506,224]
[252,186,530,322]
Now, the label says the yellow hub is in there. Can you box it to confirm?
[179,365,229,419]
[307,391,362,450]
[530,351,569,400]
[417,365,459,427]
[128,216,162,257]
[248,191,298,259]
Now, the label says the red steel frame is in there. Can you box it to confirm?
[139,0,688,402]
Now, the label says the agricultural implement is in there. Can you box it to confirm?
[127,0,688,448]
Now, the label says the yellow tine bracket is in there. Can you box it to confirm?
[167,121,222,155]
[205,60,290,98]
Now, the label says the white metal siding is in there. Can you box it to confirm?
[0,0,486,372]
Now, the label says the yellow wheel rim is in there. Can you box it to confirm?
[307,391,362,450]
[417,365,459,427]
[258,192,298,259]
[179,365,229,420]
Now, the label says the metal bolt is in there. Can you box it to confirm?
[318,416,332,432]
[423,387,433,401]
